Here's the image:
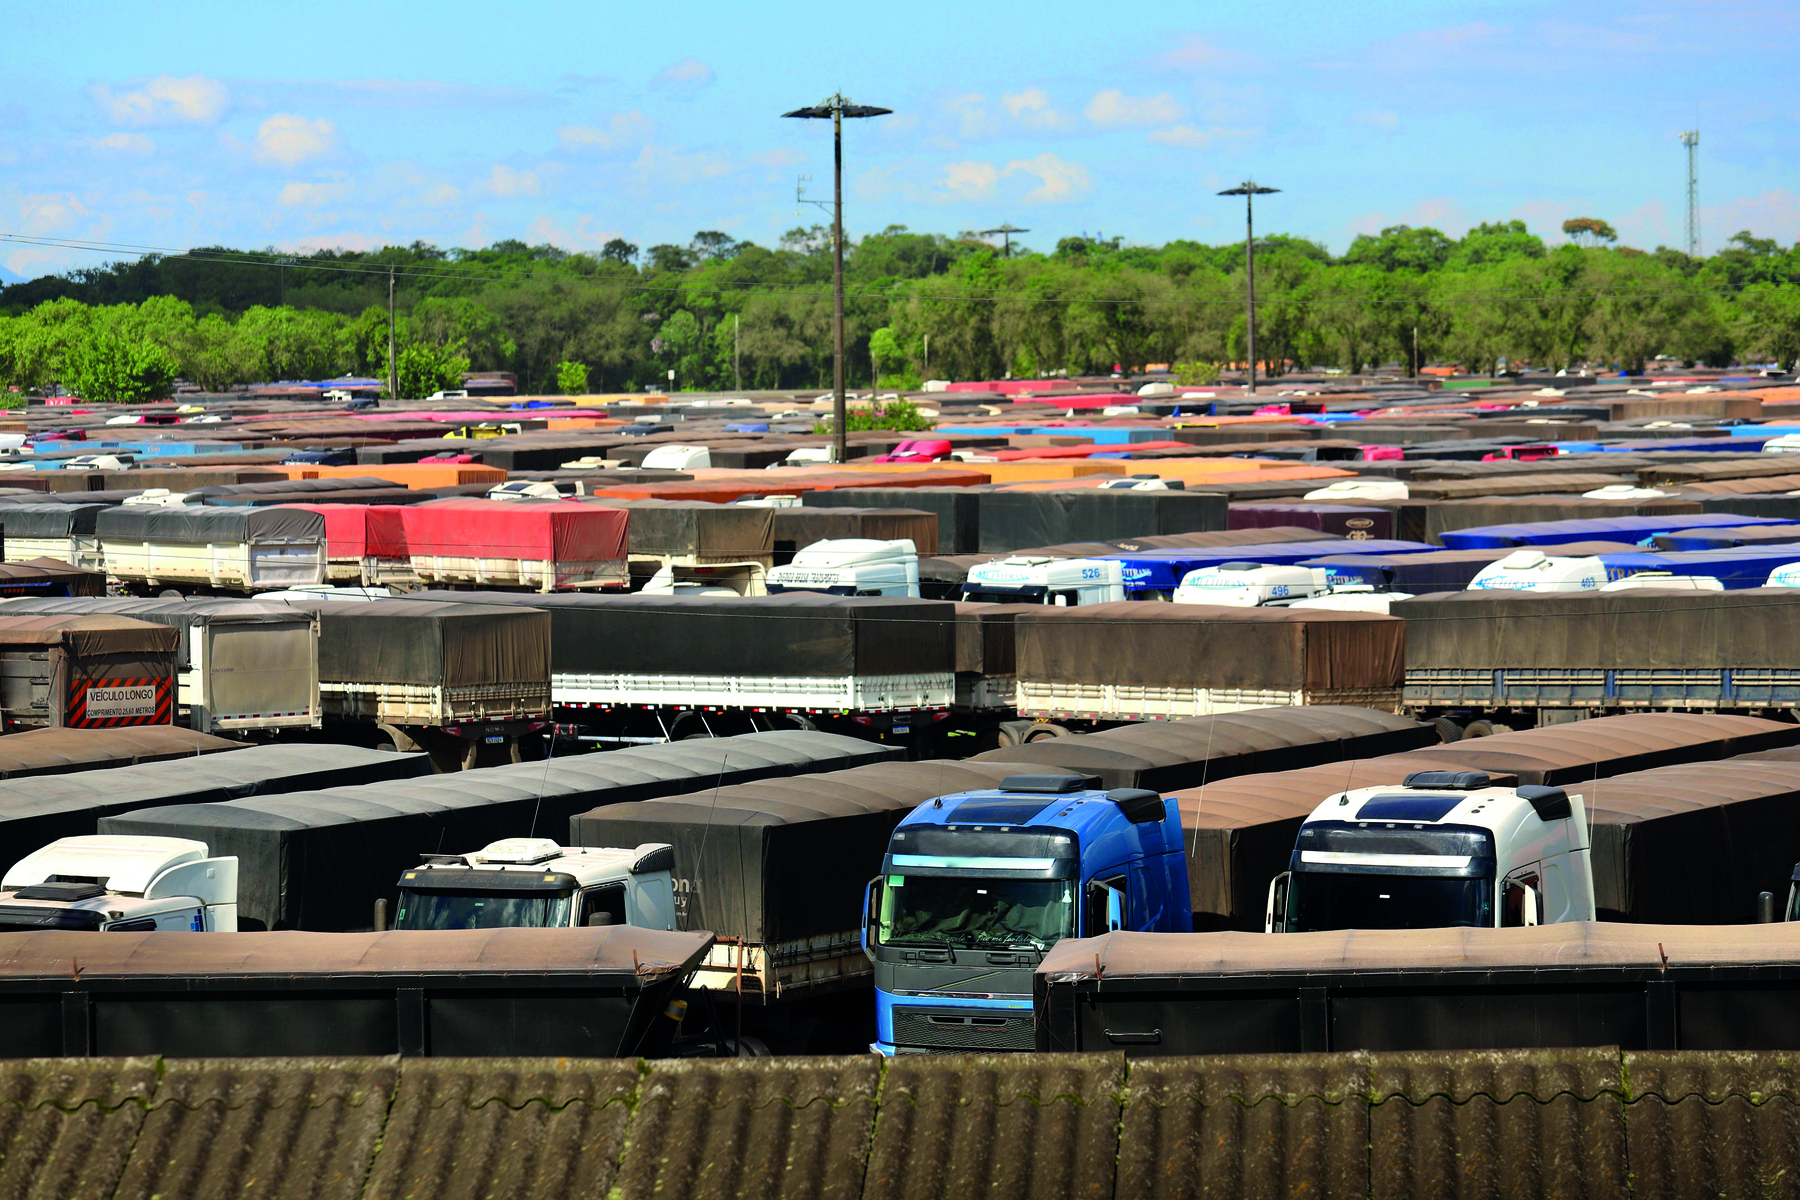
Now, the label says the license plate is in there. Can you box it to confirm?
[484,734,505,744]
[892,725,910,735]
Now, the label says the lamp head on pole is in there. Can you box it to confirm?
[1218,181,1280,197]
[782,93,893,120]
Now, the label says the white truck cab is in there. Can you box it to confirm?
[1467,549,1606,592]
[63,454,133,471]
[1600,571,1723,592]
[1766,563,1800,588]
[1287,588,1415,614]
[640,445,713,470]
[1304,478,1409,501]
[638,561,768,596]
[122,488,194,507]
[1266,770,1595,933]
[486,480,585,501]
[766,538,920,597]
[1173,563,1330,607]
[960,556,1126,606]
[0,836,238,932]
[393,837,677,931]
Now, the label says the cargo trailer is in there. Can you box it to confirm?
[398,498,627,591]
[1,597,320,734]
[102,730,898,932]
[1009,603,1406,724]
[0,926,711,1059]
[0,503,107,570]
[0,615,178,731]
[275,503,408,584]
[95,505,327,592]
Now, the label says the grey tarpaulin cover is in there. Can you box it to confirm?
[100,730,900,930]
[1013,603,1405,691]
[0,597,311,670]
[0,614,179,657]
[976,490,1228,553]
[0,503,110,538]
[409,591,955,679]
[95,505,325,546]
[273,598,548,689]
[0,743,429,881]
[588,499,774,560]
[0,725,242,777]
[570,759,1086,947]
[1397,588,1800,669]
[803,488,984,554]
[974,705,1437,792]
[772,507,939,559]
[951,603,1016,676]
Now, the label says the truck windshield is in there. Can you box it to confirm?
[1287,871,1492,931]
[394,888,574,930]
[878,876,1073,948]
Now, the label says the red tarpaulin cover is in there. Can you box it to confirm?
[400,499,627,563]
[278,504,411,559]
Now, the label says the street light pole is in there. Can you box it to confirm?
[1218,181,1279,396]
[783,94,892,464]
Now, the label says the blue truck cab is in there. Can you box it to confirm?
[863,773,1192,1055]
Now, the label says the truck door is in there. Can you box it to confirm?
[1084,873,1128,936]
[577,884,628,928]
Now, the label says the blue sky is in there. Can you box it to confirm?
[3,0,1795,281]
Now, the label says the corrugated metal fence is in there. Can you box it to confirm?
[6,1048,1800,1199]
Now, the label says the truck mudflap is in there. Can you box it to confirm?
[551,671,955,713]
[690,931,870,1000]
[1405,666,1800,710]
[1016,682,1402,721]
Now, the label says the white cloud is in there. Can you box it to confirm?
[1005,153,1093,204]
[946,93,998,140]
[652,57,715,96]
[89,132,155,155]
[18,192,87,235]
[558,110,653,150]
[480,165,540,198]
[91,74,228,127]
[627,143,735,188]
[1356,110,1400,131]
[1085,89,1184,128]
[1157,36,1233,70]
[276,181,351,208]
[420,182,461,207]
[528,213,623,250]
[1001,88,1069,130]
[1148,124,1259,149]
[252,114,337,166]
[937,161,1000,201]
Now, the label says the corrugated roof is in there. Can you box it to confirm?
[0,1057,159,1200]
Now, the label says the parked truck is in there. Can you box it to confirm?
[960,556,1125,606]
[865,772,1192,1055]
[0,597,321,735]
[391,837,677,931]
[94,505,328,593]
[1264,770,1596,933]
[0,835,237,932]
[766,539,922,597]
[0,615,179,731]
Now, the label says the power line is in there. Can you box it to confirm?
[0,231,1779,312]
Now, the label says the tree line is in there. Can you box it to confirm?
[1,221,1796,401]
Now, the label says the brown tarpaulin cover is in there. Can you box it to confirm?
[773,507,940,558]
[0,615,180,657]
[1423,497,1702,543]
[1398,589,1800,670]
[951,603,1017,676]
[0,926,713,981]
[0,725,243,777]
[1014,603,1405,691]
[1040,921,1800,981]
[280,599,551,689]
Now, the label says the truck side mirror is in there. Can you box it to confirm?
[1105,887,1124,932]
[1522,885,1538,927]
[862,877,880,955]
[1265,872,1290,934]
[586,912,616,927]
[1502,880,1540,927]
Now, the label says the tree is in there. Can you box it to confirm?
[389,341,469,399]
[62,329,179,403]
[600,238,639,266]
[690,231,740,261]
[645,244,696,273]
[1449,221,1547,269]
[1343,226,1455,273]
[556,360,590,395]
[1739,282,1800,371]
[1561,217,1618,247]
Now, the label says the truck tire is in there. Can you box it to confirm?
[1432,717,1464,743]
[993,720,1038,748]
[1463,720,1513,739]
[1024,723,1070,743]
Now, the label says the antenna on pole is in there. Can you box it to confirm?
[1679,129,1700,257]
[977,223,1030,258]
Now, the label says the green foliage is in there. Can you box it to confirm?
[1562,217,1618,246]
[62,329,179,403]
[814,399,935,434]
[1173,360,1220,386]
[556,360,590,395]
[389,341,469,400]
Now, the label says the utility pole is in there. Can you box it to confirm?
[1680,129,1700,257]
[783,94,892,463]
[734,314,742,392]
[386,266,397,400]
[1217,181,1280,395]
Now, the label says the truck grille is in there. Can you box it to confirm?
[893,1005,1034,1052]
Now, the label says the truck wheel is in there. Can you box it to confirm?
[1024,723,1069,743]
[1432,717,1464,743]
[1463,720,1496,738]
[993,720,1038,748]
